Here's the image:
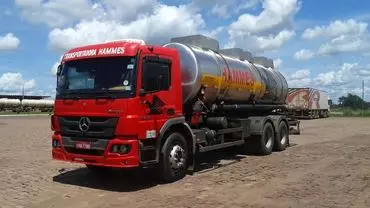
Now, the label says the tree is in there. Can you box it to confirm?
[338,93,367,109]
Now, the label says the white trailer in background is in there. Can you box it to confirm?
[0,99,21,111]
[0,98,54,112]
[21,99,55,112]
[286,88,330,119]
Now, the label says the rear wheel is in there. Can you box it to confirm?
[274,121,289,151]
[247,122,275,155]
[159,132,188,183]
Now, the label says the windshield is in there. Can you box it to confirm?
[56,56,137,98]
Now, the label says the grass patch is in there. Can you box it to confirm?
[330,108,370,117]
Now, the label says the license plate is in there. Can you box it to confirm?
[75,141,91,149]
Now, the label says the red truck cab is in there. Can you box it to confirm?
[52,40,191,182]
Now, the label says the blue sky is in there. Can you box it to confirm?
[1,0,370,102]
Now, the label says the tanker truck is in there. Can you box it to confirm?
[0,98,21,111]
[0,98,54,113]
[51,35,295,182]
[21,99,55,112]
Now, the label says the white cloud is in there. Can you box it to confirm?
[0,72,36,93]
[211,1,261,18]
[193,0,260,14]
[285,69,312,87]
[15,0,105,28]
[0,33,20,51]
[294,49,314,60]
[282,63,370,102]
[312,63,370,87]
[291,69,310,79]
[229,0,300,35]
[274,58,282,68]
[234,0,261,13]
[202,27,225,39]
[227,0,300,52]
[317,35,370,55]
[227,29,296,52]
[212,4,229,19]
[301,19,370,56]
[15,0,156,28]
[302,19,368,40]
[49,4,205,51]
[51,62,60,76]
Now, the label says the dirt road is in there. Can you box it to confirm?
[0,117,369,208]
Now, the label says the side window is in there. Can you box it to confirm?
[142,57,171,92]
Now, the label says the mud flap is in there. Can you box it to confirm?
[187,154,195,175]
[288,118,300,135]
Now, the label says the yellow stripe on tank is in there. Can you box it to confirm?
[200,73,266,95]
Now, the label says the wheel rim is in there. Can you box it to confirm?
[280,126,287,145]
[265,127,273,149]
[169,144,186,171]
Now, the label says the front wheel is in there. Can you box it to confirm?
[159,132,188,183]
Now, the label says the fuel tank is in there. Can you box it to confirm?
[163,42,288,106]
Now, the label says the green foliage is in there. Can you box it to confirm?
[338,93,369,110]
[330,108,370,117]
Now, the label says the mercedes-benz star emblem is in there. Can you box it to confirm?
[79,117,90,132]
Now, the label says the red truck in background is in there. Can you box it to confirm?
[51,35,295,182]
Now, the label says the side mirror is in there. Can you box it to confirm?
[56,64,62,76]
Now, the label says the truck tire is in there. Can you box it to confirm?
[274,121,289,151]
[246,122,275,155]
[159,132,188,183]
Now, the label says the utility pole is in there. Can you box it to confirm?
[362,80,365,101]
[362,80,365,115]
[22,82,25,101]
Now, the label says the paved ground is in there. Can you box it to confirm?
[0,116,369,208]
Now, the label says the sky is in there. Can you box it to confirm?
[1,0,370,102]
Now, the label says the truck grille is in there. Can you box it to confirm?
[64,147,105,156]
[58,116,118,139]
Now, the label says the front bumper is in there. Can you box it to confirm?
[52,134,140,168]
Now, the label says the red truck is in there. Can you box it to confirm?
[51,35,293,182]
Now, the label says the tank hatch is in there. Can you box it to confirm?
[252,56,274,69]
[219,48,253,62]
[170,34,220,51]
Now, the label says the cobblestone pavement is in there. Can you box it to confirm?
[0,116,369,208]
